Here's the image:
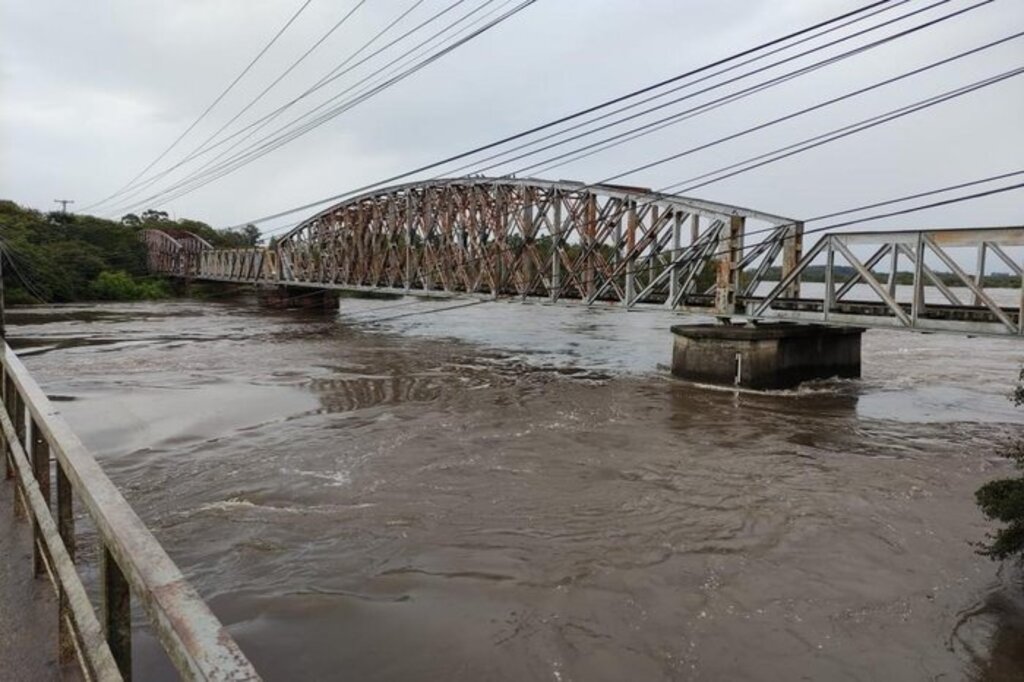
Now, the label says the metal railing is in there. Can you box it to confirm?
[1,342,260,681]
[749,227,1024,336]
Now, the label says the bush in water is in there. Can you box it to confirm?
[976,368,1024,561]
[90,271,168,301]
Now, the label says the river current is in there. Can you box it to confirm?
[7,296,1024,680]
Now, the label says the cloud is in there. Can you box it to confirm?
[1,0,1021,231]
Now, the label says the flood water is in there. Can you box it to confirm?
[6,295,1024,681]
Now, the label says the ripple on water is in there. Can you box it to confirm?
[7,299,1024,681]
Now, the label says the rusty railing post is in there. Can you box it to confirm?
[56,458,76,663]
[13,388,26,518]
[715,215,745,317]
[102,547,132,679]
[2,367,10,482]
[782,221,804,299]
[31,418,50,576]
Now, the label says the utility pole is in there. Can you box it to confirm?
[54,199,75,214]
[0,247,6,339]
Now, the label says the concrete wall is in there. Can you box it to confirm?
[671,323,863,390]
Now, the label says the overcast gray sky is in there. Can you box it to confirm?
[1,0,1021,235]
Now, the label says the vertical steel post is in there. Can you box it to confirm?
[585,194,597,300]
[31,418,50,576]
[782,221,803,299]
[887,242,899,299]
[1018,255,1024,336]
[624,202,635,305]
[823,237,835,322]
[911,232,925,328]
[551,196,561,302]
[668,212,682,306]
[522,191,534,299]
[102,547,132,679]
[974,242,987,307]
[690,213,699,245]
[715,215,744,316]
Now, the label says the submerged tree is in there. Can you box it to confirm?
[976,368,1024,561]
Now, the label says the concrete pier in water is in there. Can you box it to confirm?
[670,323,864,389]
[257,285,339,310]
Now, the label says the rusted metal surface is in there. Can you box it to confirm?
[1,344,262,681]
[141,176,1024,338]
[102,547,132,678]
[148,177,791,310]
[141,229,211,279]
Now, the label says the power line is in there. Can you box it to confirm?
[279,48,1024,283]
[84,0,315,210]
[163,0,431,203]
[121,0,521,214]
[803,169,1024,222]
[444,0,929,177]
[215,0,899,229]
[254,23,1019,244]
[164,0,370,183]
[99,0,387,212]
[105,0,484,214]
[663,65,1024,196]
[597,53,1017,188]
[503,0,997,178]
[182,0,914,208]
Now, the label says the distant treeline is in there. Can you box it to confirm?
[0,201,260,303]
[758,264,1021,288]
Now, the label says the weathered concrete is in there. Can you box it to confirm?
[257,285,339,310]
[670,323,863,389]
[0,479,78,681]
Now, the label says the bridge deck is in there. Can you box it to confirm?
[0,480,78,681]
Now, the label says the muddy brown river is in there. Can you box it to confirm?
[7,296,1024,680]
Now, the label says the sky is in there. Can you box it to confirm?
[1,0,1021,239]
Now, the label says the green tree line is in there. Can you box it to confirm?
[0,201,259,303]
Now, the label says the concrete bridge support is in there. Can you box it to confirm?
[670,323,863,390]
[257,286,339,311]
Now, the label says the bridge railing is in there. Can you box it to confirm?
[749,227,1024,336]
[1,342,260,681]
[199,248,277,282]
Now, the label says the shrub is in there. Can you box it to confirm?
[90,271,168,301]
[976,368,1024,561]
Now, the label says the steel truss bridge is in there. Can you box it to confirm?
[143,177,1024,337]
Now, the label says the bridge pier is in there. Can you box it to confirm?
[257,285,339,311]
[670,323,863,390]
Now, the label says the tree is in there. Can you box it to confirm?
[141,209,170,223]
[976,368,1024,561]
[242,224,262,246]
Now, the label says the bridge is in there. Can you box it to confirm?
[142,177,1024,338]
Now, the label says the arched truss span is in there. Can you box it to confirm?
[268,177,802,308]
[141,229,212,277]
